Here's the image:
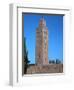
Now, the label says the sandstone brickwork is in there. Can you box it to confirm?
[36,17,49,65]
[27,64,63,74]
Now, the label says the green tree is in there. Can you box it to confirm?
[24,38,30,74]
[49,60,55,64]
[52,60,55,64]
[56,59,61,64]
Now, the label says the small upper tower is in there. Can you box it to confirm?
[39,16,46,27]
[36,17,49,66]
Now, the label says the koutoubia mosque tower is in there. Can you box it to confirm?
[36,17,49,66]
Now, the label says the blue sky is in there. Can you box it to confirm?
[23,13,63,64]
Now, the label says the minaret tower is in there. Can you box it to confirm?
[36,17,49,66]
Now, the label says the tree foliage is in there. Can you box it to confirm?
[49,60,56,64]
[24,38,30,74]
[49,59,61,64]
[56,59,61,64]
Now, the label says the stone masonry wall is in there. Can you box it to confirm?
[27,64,63,74]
